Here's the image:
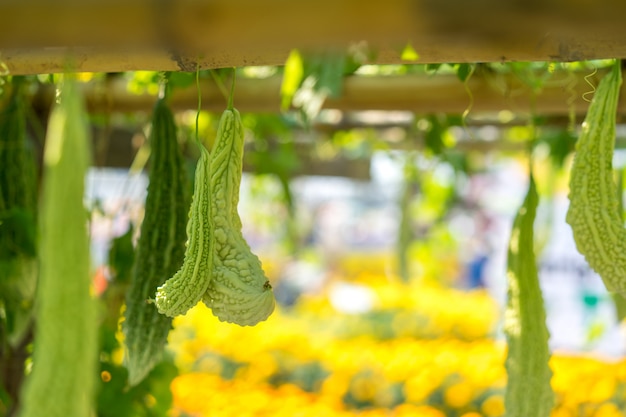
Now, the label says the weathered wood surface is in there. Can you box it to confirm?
[2,0,626,75]
[28,68,624,116]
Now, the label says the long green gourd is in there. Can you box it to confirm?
[202,102,275,326]
[123,97,188,386]
[18,77,96,417]
[566,62,626,295]
[155,132,213,317]
[504,174,554,417]
[0,76,38,346]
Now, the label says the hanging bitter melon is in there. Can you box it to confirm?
[18,77,96,417]
[0,76,38,346]
[202,106,275,326]
[504,175,554,417]
[156,85,275,326]
[123,97,188,386]
[566,61,626,295]
[155,132,214,317]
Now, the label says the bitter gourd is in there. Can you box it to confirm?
[18,77,96,417]
[0,76,38,346]
[504,175,554,417]
[123,97,188,386]
[156,82,274,326]
[566,62,626,295]
[155,138,214,317]
[202,106,275,326]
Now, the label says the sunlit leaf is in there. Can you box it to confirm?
[280,50,304,111]
[401,44,420,62]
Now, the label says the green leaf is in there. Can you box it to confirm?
[280,50,304,111]
[401,43,420,61]
[97,358,177,417]
[424,115,446,155]
[316,52,346,99]
[455,63,473,82]
[538,129,576,168]
[167,72,195,91]
[426,63,442,73]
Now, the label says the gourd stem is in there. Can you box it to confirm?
[159,72,170,101]
[209,69,232,108]
[195,64,202,147]
[227,67,236,110]
[613,58,621,78]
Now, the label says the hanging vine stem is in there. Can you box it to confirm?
[460,64,476,140]
[195,63,202,146]
[581,64,598,103]
[197,68,237,144]
[564,68,578,133]
[209,69,234,105]
[227,68,236,110]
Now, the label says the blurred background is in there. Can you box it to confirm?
[83,66,626,415]
[4,2,626,414]
[4,60,626,417]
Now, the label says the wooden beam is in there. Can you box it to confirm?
[3,0,626,75]
[30,68,625,116]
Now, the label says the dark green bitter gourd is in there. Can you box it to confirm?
[566,62,626,295]
[123,97,188,386]
[18,77,97,417]
[155,134,214,317]
[202,105,275,326]
[504,175,554,417]
[0,76,38,346]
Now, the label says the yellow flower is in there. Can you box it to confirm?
[171,373,220,414]
[443,381,474,409]
[615,360,626,381]
[481,394,505,417]
[354,409,388,417]
[394,404,446,417]
[595,402,622,417]
[403,373,436,404]
[587,377,617,404]
[550,405,574,417]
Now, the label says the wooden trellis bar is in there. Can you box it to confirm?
[28,68,626,116]
[3,0,626,75]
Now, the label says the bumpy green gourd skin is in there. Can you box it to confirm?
[202,108,275,326]
[155,142,213,317]
[504,176,554,417]
[123,99,188,386]
[18,78,96,417]
[0,77,38,346]
[566,63,626,295]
